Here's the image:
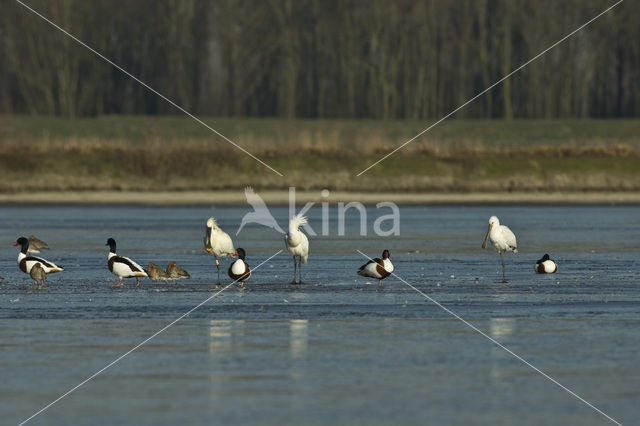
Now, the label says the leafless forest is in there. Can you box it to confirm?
[1,0,637,119]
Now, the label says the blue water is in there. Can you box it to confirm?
[1,205,639,425]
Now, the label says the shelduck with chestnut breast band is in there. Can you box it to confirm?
[14,236,63,277]
[228,248,251,287]
[358,249,394,287]
[106,238,148,287]
[535,254,557,274]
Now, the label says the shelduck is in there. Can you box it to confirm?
[358,249,394,287]
[105,238,148,287]
[228,248,250,286]
[535,254,557,274]
[14,237,63,276]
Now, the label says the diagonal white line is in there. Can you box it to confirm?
[356,250,623,425]
[12,0,284,177]
[356,0,625,176]
[18,250,283,426]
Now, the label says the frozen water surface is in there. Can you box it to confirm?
[1,205,639,425]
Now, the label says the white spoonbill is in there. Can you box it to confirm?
[535,254,557,274]
[358,249,394,287]
[14,236,63,276]
[285,214,309,284]
[481,216,517,283]
[204,217,235,284]
[106,238,148,287]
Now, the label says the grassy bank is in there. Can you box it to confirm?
[1,115,639,193]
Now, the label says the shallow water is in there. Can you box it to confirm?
[1,205,639,425]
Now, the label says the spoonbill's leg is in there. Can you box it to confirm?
[500,252,507,283]
[291,256,297,284]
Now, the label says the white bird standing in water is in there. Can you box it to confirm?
[285,214,309,284]
[482,215,517,283]
[204,217,235,284]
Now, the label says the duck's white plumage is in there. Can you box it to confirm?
[227,248,250,285]
[230,259,248,275]
[106,238,147,287]
[358,250,393,287]
[535,254,557,274]
[14,237,63,275]
[108,252,148,279]
[359,258,394,279]
[18,251,63,274]
[537,260,557,273]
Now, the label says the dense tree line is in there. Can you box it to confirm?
[0,0,637,118]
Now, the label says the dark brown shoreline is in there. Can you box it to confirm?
[1,191,639,205]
